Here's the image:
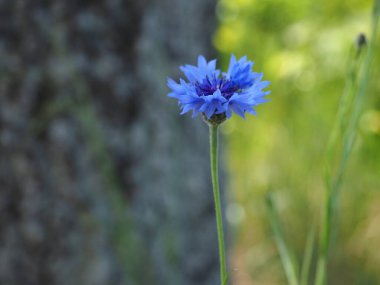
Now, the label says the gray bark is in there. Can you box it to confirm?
[0,0,222,285]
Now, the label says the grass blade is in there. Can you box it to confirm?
[266,192,299,285]
[300,224,316,285]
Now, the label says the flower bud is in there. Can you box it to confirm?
[356,33,367,50]
[202,113,227,126]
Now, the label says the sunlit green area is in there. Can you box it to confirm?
[215,0,380,284]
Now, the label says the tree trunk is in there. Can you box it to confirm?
[0,0,221,285]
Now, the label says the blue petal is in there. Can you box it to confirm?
[208,59,217,70]
[246,108,257,115]
[227,54,237,75]
[225,90,268,119]
[198,55,207,67]
[180,55,220,83]
[180,104,195,115]
[226,55,256,90]
[179,96,205,115]
[167,78,181,90]
[180,65,201,82]
[230,103,246,119]
[199,90,227,118]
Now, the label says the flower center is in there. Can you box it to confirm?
[195,76,240,99]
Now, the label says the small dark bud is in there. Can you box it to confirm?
[202,113,227,126]
[356,33,367,49]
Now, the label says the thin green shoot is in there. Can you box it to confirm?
[266,192,299,285]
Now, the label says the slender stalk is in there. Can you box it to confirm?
[209,124,228,285]
[266,193,299,285]
[300,224,316,285]
[316,47,363,285]
[315,2,380,284]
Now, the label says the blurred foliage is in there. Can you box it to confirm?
[215,0,380,284]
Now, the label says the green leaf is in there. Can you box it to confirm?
[266,192,299,285]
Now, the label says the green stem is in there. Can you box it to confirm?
[209,124,228,285]
[315,3,380,284]
[266,193,299,285]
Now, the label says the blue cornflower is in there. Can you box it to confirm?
[167,55,270,122]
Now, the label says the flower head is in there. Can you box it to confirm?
[168,55,270,123]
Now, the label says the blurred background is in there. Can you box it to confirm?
[0,0,379,285]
